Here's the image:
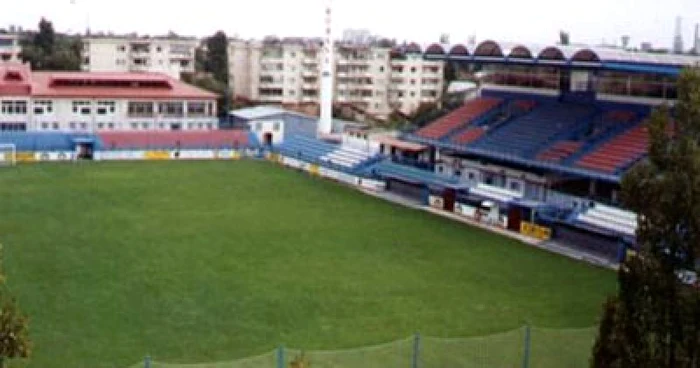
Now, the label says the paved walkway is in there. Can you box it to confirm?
[360,188,618,271]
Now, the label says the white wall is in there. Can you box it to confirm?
[5,98,217,132]
[248,118,285,144]
[83,38,197,79]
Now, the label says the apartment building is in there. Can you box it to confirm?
[0,33,22,63]
[81,36,198,79]
[0,63,217,133]
[229,39,445,120]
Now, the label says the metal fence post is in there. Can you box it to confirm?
[144,355,151,368]
[522,325,531,368]
[412,332,421,368]
[276,345,285,368]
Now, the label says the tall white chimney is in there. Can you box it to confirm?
[318,0,335,136]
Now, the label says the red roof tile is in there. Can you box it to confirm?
[31,72,217,100]
[0,65,217,100]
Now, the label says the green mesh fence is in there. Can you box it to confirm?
[420,327,526,367]
[131,326,598,368]
[529,327,597,368]
[284,337,413,368]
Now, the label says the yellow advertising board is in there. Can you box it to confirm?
[520,222,552,240]
[15,152,36,163]
[145,151,170,160]
[309,164,320,176]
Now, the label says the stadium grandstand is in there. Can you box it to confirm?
[2,40,699,266]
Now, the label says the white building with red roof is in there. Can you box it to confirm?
[0,63,218,132]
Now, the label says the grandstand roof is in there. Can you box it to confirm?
[424,40,700,74]
[229,106,364,136]
[375,135,428,151]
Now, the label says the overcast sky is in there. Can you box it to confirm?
[4,0,700,49]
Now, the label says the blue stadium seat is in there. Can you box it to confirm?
[469,103,596,157]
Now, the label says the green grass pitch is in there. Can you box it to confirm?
[0,160,615,367]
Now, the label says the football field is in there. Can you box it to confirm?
[0,161,615,367]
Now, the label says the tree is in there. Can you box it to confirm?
[0,245,31,368]
[34,18,55,54]
[559,31,570,46]
[591,67,700,367]
[20,18,81,71]
[204,31,230,86]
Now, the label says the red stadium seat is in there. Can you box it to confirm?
[416,98,502,140]
[99,130,250,150]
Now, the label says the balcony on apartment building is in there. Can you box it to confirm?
[130,58,151,71]
[302,78,319,90]
[259,76,284,87]
[261,49,285,61]
[302,55,319,66]
[130,43,151,55]
[301,67,318,77]
[422,66,441,74]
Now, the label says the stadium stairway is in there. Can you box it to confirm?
[414,97,504,141]
[575,204,638,237]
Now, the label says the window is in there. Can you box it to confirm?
[117,45,126,52]
[97,101,116,115]
[410,79,416,85]
[411,67,417,73]
[80,123,87,130]
[158,123,165,130]
[187,102,207,116]
[33,100,53,115]
[156,46,162,52]
[410,92,416,97]
[41,122,49,130]
[454,170,462,177]
[1,100,27,115]
[131,123,138,130]
[107,123,115,130]
[158,102,184,117]
[379,66,385,72]
[255,122,262,131]
[197,123,203,129]
[97,123,104,130]
[69,122,76,130]
[128,101,154,116]
[52,122,59,130]
[510,181,522,192]
[468,172,476,180]
[72,100,91,115]
[273,122,280,132]
[289,90,296,96]
[0,123,26,131]
[142,123,149,130]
